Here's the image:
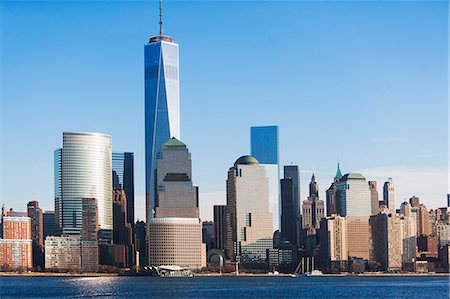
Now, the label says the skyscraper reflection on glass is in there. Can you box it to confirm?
[145,35,180,223]
[112,152,135,226]
[54,132,112,236]
[250,126,280,231]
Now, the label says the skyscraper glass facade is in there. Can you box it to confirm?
[112,152,135,225]
[250,126,280,230]
[250,126,278,164]
[336,173,371,217]
[145,36,180,222]
[54,132,112,235]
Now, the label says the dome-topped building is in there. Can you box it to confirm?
[234,155,260,167]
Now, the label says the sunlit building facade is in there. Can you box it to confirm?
[250,126,280,231]
[145,34,180,225]
[54,132,112,236]
[226,156,273,265]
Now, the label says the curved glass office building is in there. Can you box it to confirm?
[55,132,112,236]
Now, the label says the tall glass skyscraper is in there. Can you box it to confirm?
[112,152,135,226]
[145,33,180,223]
[54,132,112,236]
[250,126,280,231]
[335,173,371,217]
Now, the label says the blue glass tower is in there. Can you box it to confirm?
[250,125,280,231]
[145,33,180,224]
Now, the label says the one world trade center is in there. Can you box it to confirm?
[144,15,180,226]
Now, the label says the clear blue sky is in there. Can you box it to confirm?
[1,0,448,221]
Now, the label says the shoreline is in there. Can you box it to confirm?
[1,272,448,278]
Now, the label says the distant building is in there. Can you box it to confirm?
[27,201,44,269]
[409,196,420,208]
[414,204,431,236]
[250,126,280,231]
[202,221,215,252]
[383,178,396,214]
[336,173,371,217]
[369,213,403,272]
[417,235,438,258]
[0,211,32,269]
[112,152,135,227]
[81,198,98,272]
[347,217,370,260]
[447,194,450,208]
[368,181,379,215]
[325,163,342,216]
[148,138,205,268]
[134,220,146,267]
[436,222,450,246]
[54,132,112,238]
[45,236,81,271]
[281,177,299,247]
[302,174,325,230]
[213,205,227,253]
[281,165,301,247]
[226,155,273,266]
[43,211,56,239]
[319,215,348,272]
[111,189,134,268]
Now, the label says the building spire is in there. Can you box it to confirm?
[159,0,163,36]
[335,162,342,179]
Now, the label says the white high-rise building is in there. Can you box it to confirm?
[226,156,273,265]
[250,126,279,231]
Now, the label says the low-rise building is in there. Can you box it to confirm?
[45,236,81,271]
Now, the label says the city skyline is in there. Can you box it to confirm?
[2,1,448,222]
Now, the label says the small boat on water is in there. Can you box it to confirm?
[305,270,323,277]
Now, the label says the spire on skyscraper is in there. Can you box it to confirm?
[335,162,342,179]
[159,0,163,36]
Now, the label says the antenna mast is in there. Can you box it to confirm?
[159,0,163,36]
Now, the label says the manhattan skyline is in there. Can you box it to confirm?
[1,1,448,222]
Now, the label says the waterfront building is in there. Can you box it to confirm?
[250,126,280,231]
[417,235,438,258]
[43,211,56,239]
[369,213,403,272]
[368,181,379,215]
[81,198,98,272]
[226,155,273,266]
[27,201,44,269]
[213,205,227,253]
[383,178,396,214]
[54,132,112,238]
[448,194,450,208]
[112,152,135,226]
[0,211,32,269]
[145,23,180,226]
[436,222,450,246]
[347,217,370,260]
[325,163,342,216]
[148,218,205,268]
[202,221,215,252]
[45,236,81,270]
[336,173,371,217]
[134,220,146,268]
[148,138,204,268]
[319,215,348,272]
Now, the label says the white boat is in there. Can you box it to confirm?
[306,270,323,276]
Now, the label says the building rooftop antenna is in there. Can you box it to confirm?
[159,0,163,36]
